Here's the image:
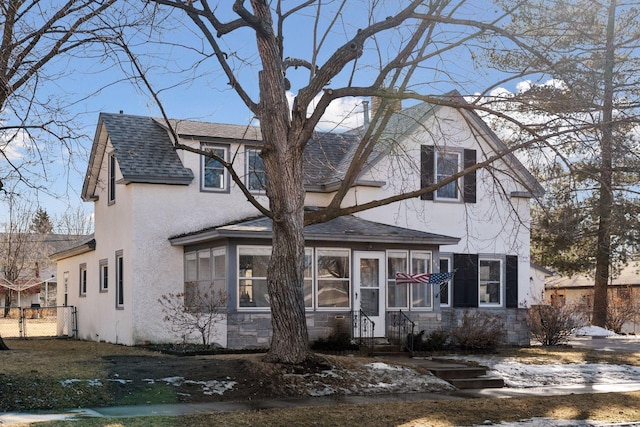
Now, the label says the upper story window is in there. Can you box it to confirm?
[108,152,116,204]
[435,152,461,200]
[246,147,266,192]
[201,144,229,192]
[420,145,476,203]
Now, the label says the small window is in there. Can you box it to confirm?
[435,151,460,200]
[108,153,116,204]
[246,148,266,192]
[201,144,228,191]
[387,251,408,309]
[316,249,350,308]
[410,251,432,308]
[79,264,87,296]
[479,259,502,306]
[439,257,452,307]
[99,259,108,292]
[116,250,124,308]
[303,248,313,308]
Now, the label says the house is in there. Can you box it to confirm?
[51,96,544,348]
[545,262,640,334]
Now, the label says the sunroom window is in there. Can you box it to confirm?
[184,247,226,311]
[410,251,432,308]
[479,259,502,306]
[316,249,350,308]
[387,251,408,309]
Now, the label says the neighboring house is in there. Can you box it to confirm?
[530,263,554,303]
[545,263,640,334]
[51,95,544,348]
[1,233,79,309]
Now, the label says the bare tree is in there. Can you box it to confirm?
[135,1,551,364]
[159,284,228,347]
[0,0,145,204]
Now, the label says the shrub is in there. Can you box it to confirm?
[311,321,359,352]
[529,303,583,346]
[450,311,505,351]
[409,329,451,352]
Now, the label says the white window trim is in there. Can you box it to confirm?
[201,143,230,192]
[479,258,503,307]
[386,250,409,310]
[409,250,433,310]
[245,146,266,193]
[439,256,452,307]
[315,247,351,311]
[434,150,462,202]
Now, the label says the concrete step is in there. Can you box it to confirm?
[447,375,505,389]
[428,366,487,380]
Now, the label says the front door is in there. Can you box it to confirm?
[354,251,386,337]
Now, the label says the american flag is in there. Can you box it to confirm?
[395,271,454,285]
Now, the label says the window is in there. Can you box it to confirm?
[238,247,271,308]
[303,249,313,308]
[116,250,124,308]
[184,247,226,311]
[435,151,460,200]
[316,249,350,308]
[246,148,266,192]
[99,259,108,292]
[79,264,87,296]
[479,259,502,306]
[411,251,432,308]
[108,153,116,203]
[201,144,228,191]
[439,257,451,307]
[420,146,476,203]
[387,251,408,309]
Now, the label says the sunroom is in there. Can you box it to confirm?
[169,215,460,349]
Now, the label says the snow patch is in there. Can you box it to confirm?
[574,325,618,337]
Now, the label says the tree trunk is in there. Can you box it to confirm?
[0,335,9,351]
[591,0,617,328]
[250,0,311,364]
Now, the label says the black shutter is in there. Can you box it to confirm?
[506,255,518,308]
[420,145,434,200]
[453,253,479,307]
[463,149,476,203]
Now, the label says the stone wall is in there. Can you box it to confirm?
[398,308,530,347]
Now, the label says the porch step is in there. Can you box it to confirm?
[428,366,488,380]
[371,344,406,358]
[447,375,505,389]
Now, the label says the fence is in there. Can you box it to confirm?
[0,306,77,339]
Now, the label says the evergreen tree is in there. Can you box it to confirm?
[30,208,53,234]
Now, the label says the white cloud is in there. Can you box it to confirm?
[287,92,365,132]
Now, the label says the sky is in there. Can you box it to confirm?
[0,1,530,231]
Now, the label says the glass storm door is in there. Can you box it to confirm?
[354,251,386,337]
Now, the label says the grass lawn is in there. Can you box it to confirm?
[1,338,639,426]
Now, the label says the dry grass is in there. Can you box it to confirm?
[3,339,161,379]
[2,338,640,426]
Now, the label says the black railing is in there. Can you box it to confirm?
[389,310,415,355]
[352,309,375,355]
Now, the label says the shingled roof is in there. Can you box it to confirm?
[169,214,459,246]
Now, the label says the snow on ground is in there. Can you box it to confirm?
[574,325,618,337]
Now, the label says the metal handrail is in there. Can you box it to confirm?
[391,309,415,355]
[352,309,375,355]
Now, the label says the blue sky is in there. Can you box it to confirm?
[0,1,524,230]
